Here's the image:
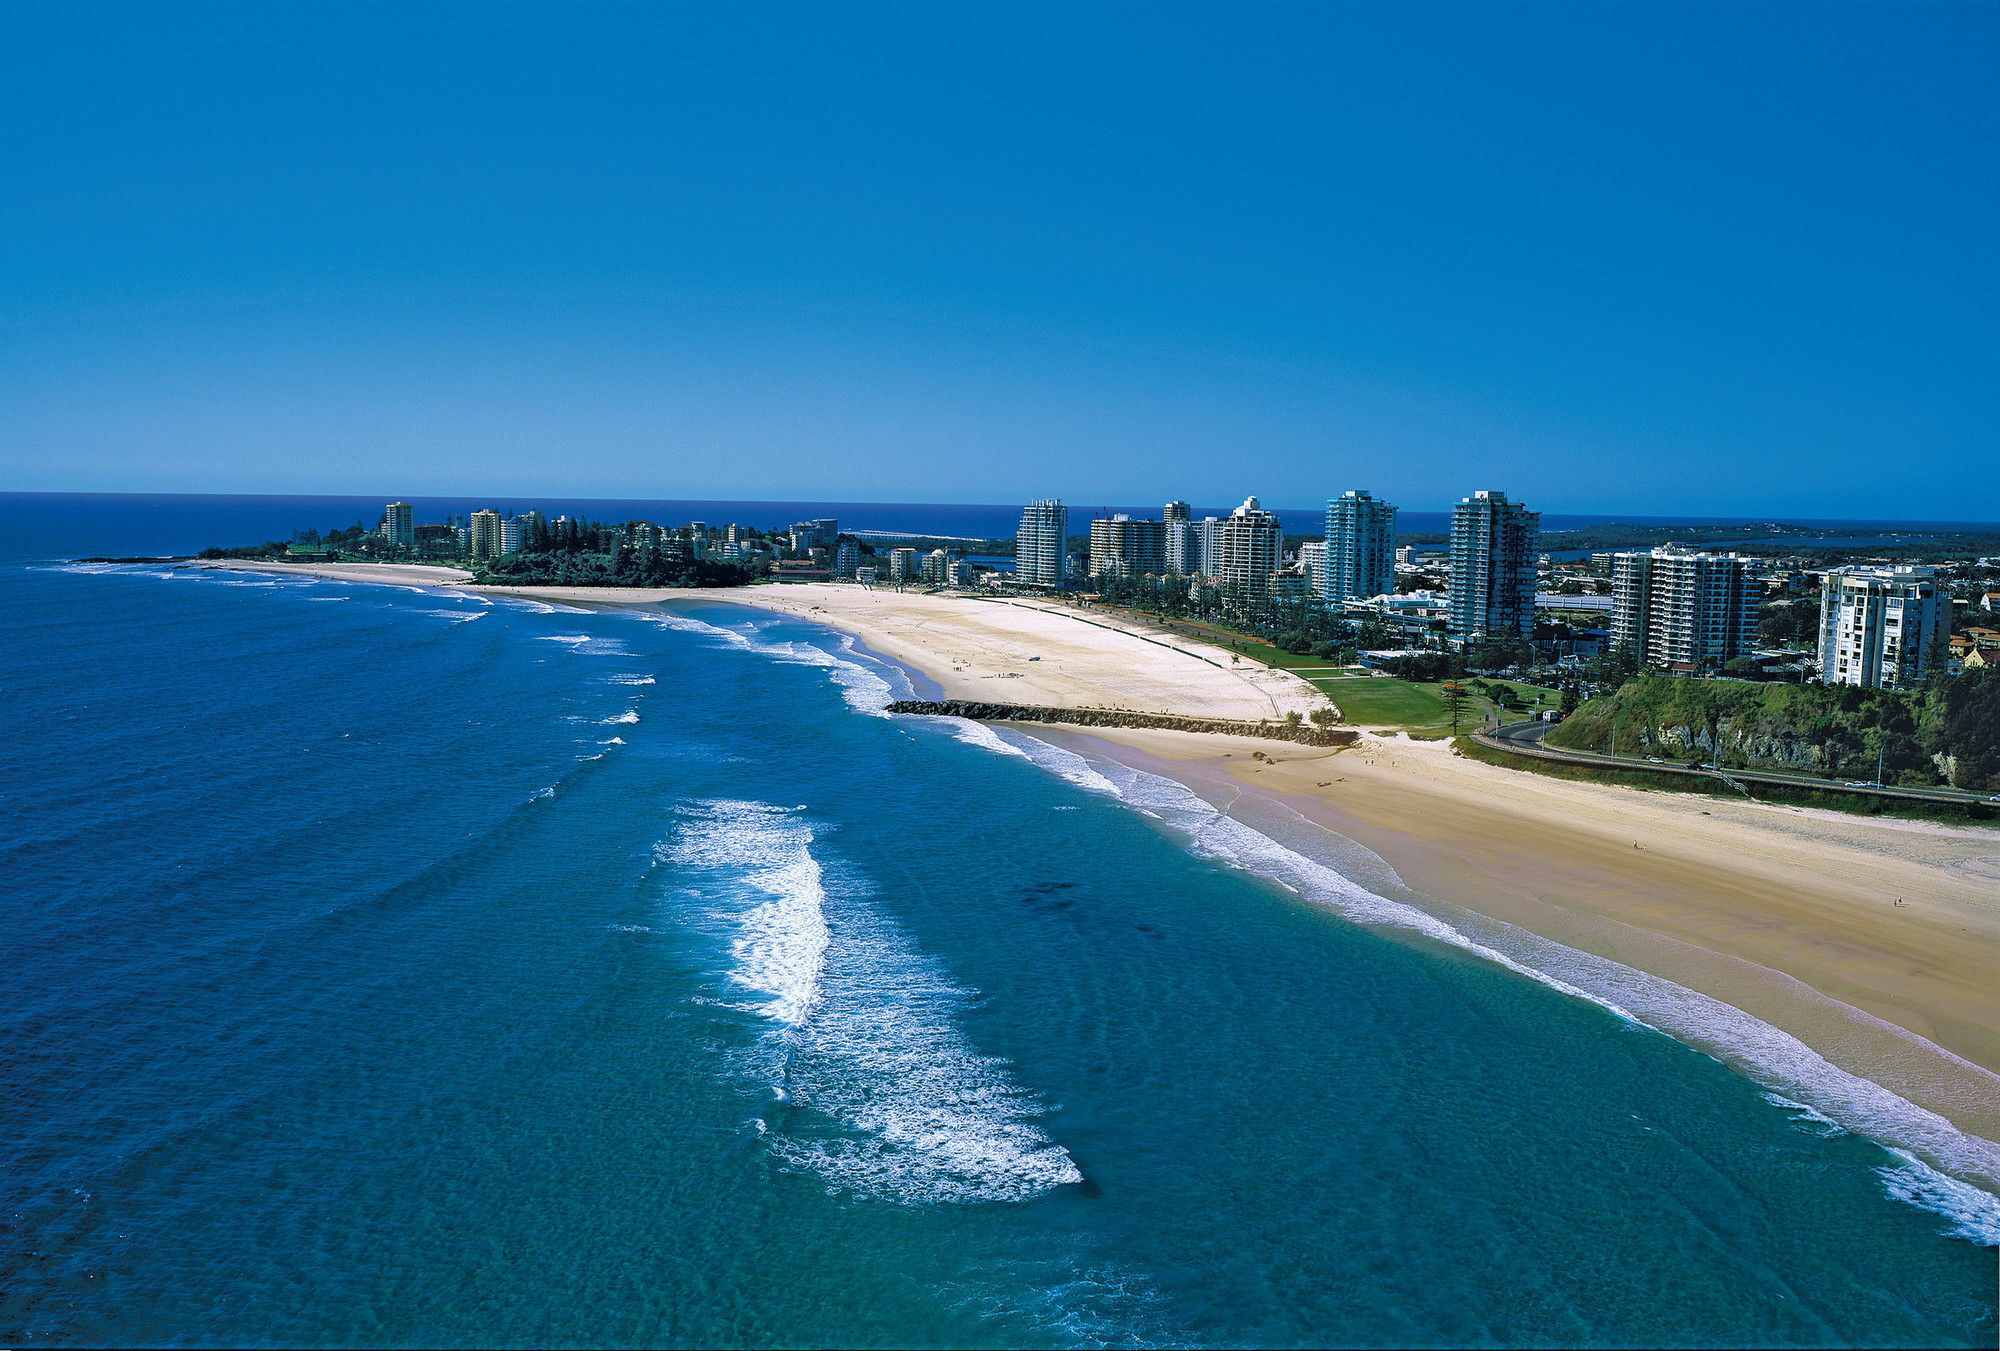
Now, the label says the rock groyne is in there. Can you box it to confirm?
[885,700,1358,747]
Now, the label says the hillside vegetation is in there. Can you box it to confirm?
[1546,670,2000,791]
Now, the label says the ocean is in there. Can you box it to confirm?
[2,502,1996,1347]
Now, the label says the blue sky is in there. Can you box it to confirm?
[1,2,1992,517]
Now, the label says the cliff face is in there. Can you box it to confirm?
[885,700,1360,747]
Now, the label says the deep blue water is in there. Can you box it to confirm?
[3,534,1998,1344]
[4,491,1993,560]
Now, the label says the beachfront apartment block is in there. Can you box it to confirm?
[1212,496,1284,596]
[1817,565,1949,689]
[1016,499,1068,587]
[922,548,951,584]
[380,501,415,550]
[887,547,919,582]
[1163,501,1193,573]
[1089,514,1167,579]
[1321,491,1398,602]
[468,509,504,560]
[1610,546,1759,672]
[1191,516,1223,577]
[1447,490,1539,640]
[1298,540,1328,595]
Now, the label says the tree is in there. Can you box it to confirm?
[1441,681,1468,734]
[1559,685,1580,718]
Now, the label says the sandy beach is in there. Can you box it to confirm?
[200,562,2000,1185]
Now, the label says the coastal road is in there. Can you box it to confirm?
[1473,719,1999,811]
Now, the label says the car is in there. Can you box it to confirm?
[1844,781,1871,788]
[1645,756,1664,764]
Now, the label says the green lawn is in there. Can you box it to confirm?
[1302,674,1561,738]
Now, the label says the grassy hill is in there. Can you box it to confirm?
[1547,671,2000,790]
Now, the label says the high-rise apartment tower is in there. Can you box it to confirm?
[1610,546,1758,671]
[1015,499,1069,587]
[1089,515,1167,579]
[1447,491,1539,640]
[1163,501,1193,573]
[1817,566,1949,689]
[1213,496,1284,596]
[1321,491,1397,602]
[381,501,415,550]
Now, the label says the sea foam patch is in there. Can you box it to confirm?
[663,798,1082,1205]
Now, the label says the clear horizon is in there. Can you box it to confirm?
[3,3,1993,518]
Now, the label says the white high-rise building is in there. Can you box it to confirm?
[888,547,919,583]
[1015,499,1068,587]
[948,555,980,587]
[381,501,415,550]
[922,548,951,584]
[1817,565,1949,689]
[1322,491,1397,601]
[1447,490,1539,641]
[468,509,504,560]
[1163,501,1193,573]
[1089,515,1167,579]
[1610,546,1758,672]
[1213,496,1284,596]
[1298,540,1328,596]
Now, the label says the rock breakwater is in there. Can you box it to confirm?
[886,700,1359,747]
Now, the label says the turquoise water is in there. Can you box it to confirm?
[2,558,1995,1347]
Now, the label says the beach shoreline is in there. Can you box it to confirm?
[194,561,2000,1193]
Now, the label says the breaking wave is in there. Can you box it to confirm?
[661,799,1083,1205]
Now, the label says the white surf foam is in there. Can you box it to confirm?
[666,801,830,1027]
[538,632,628,655]
[602,709,640,725]
[600,736,626,746]
[663,798,1082,1205]
[629,608,896,715]
[499,596,593,615]
[609,673,656,685]
[936,718,1034,760]
[1878,1151,2000,1245]
[763,912,1089,1205]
